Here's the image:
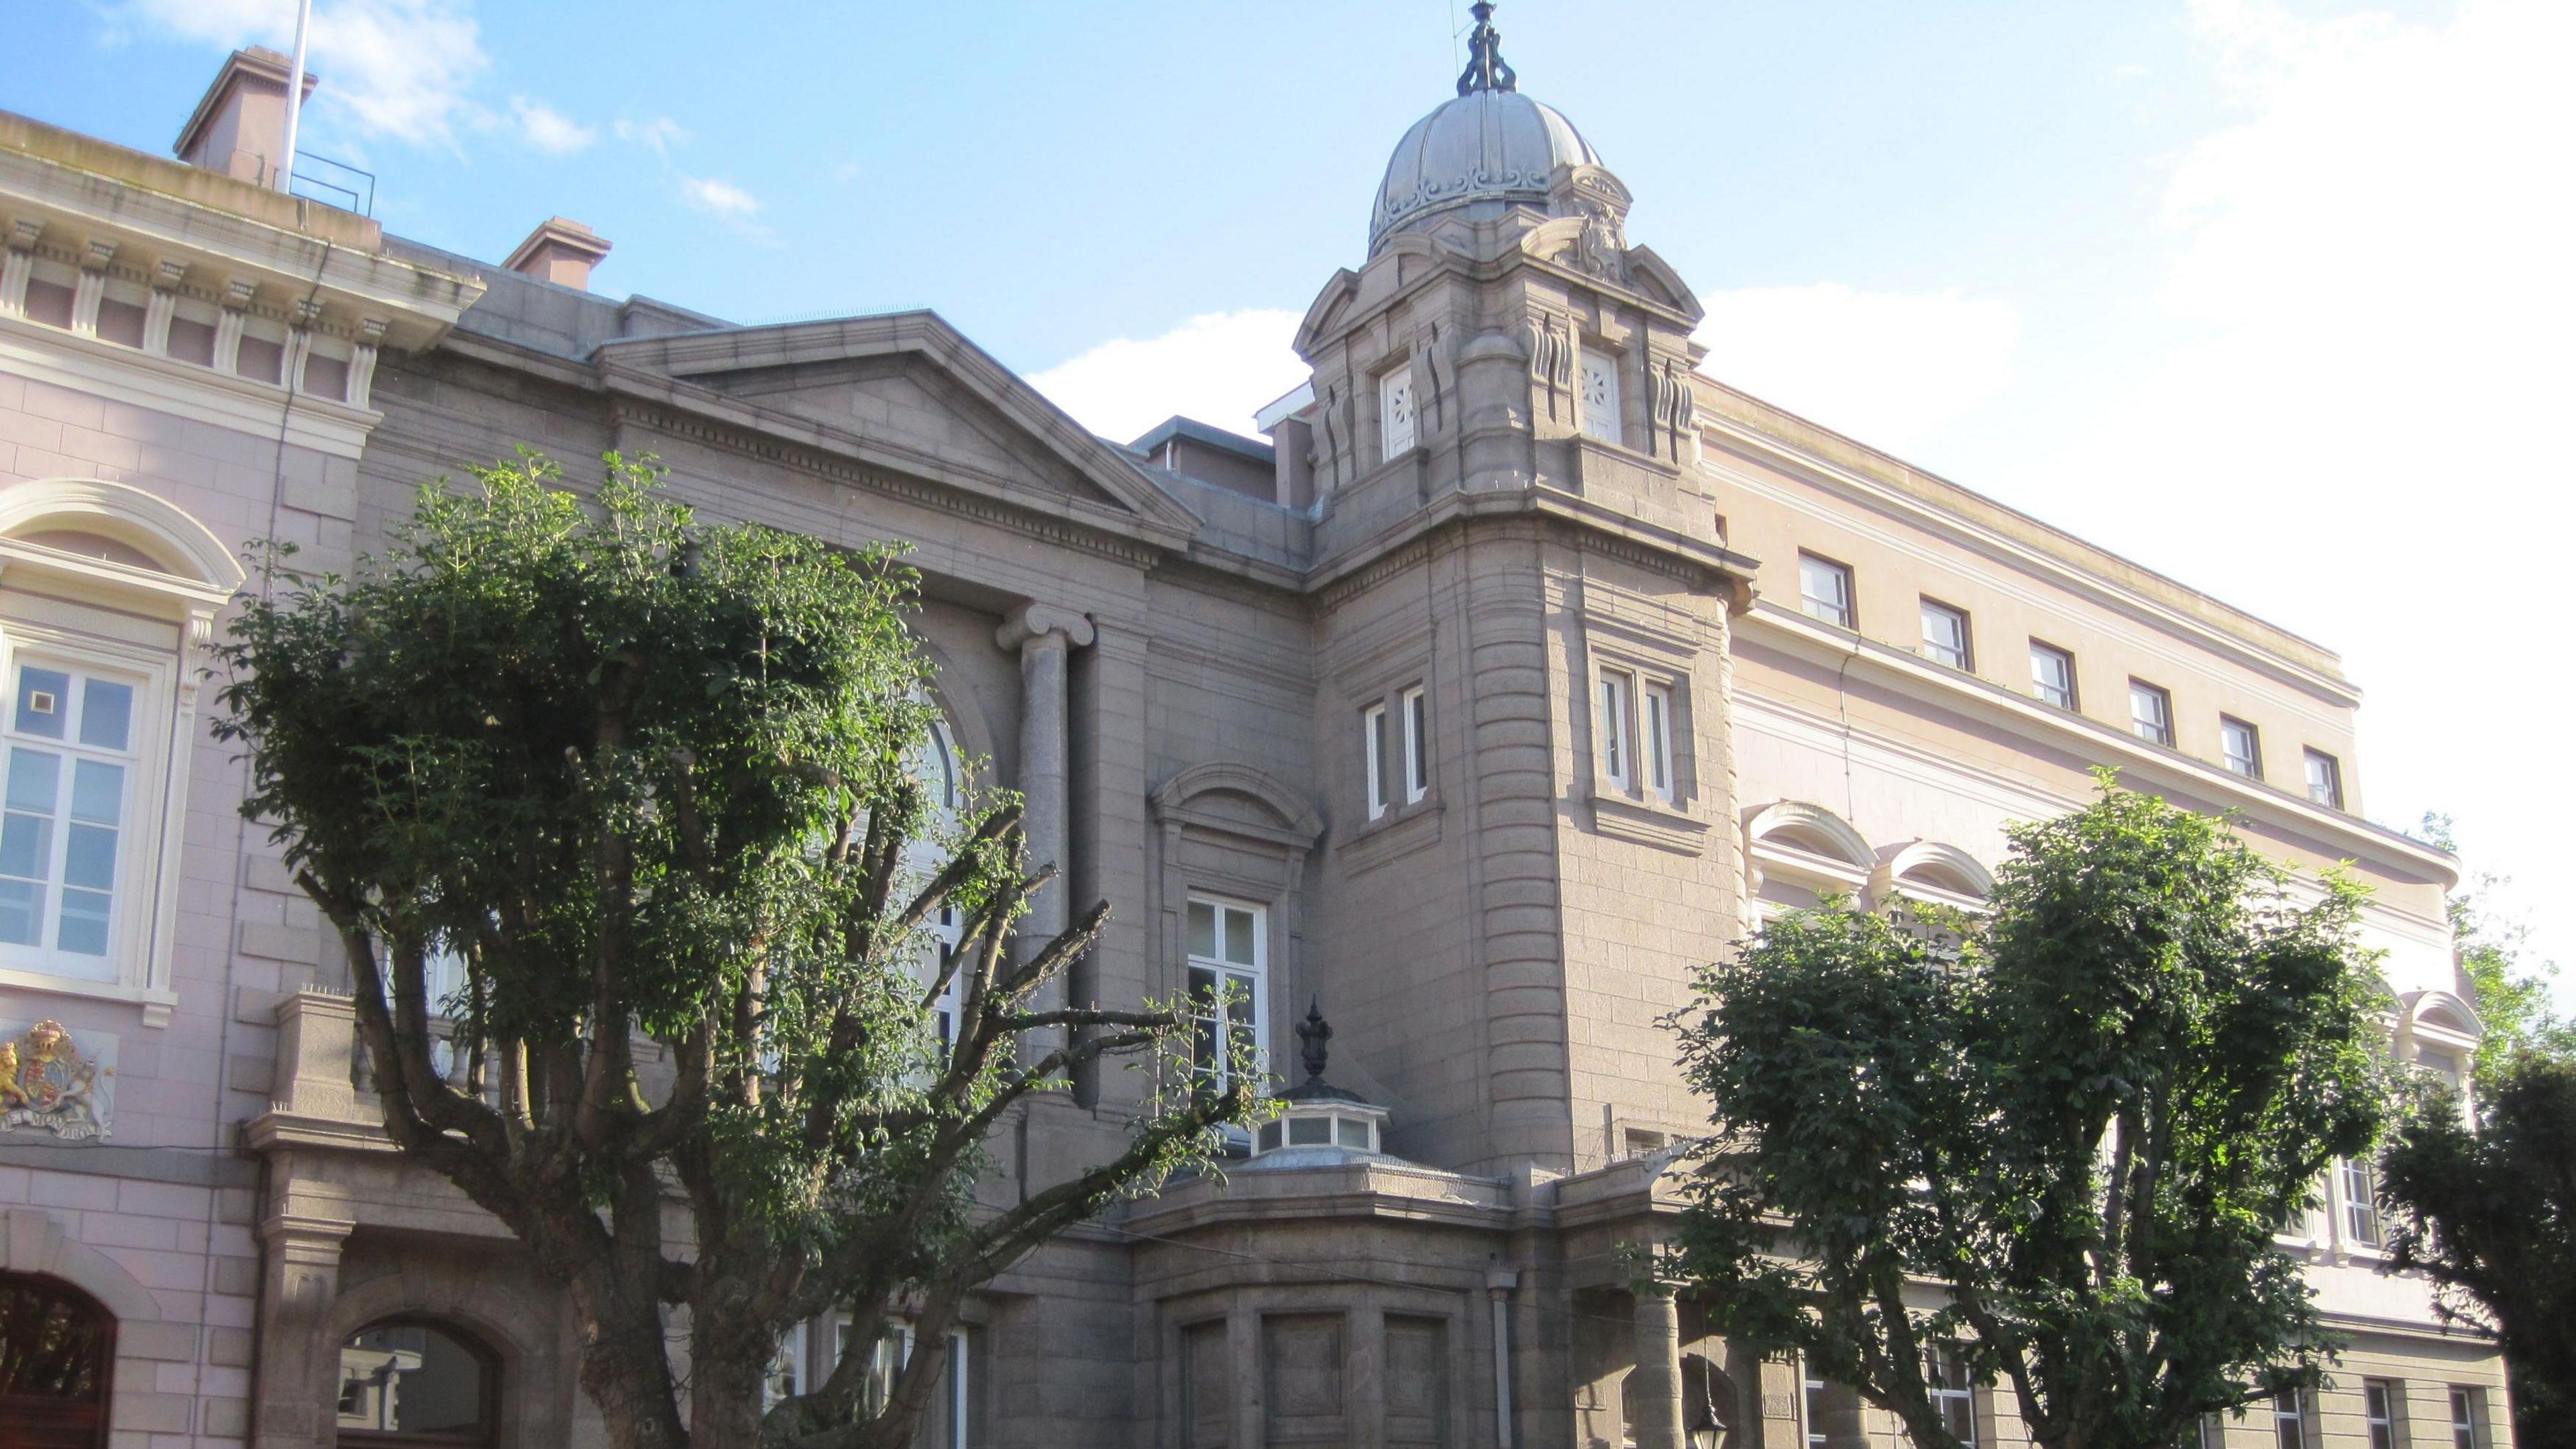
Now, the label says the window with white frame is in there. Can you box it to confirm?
[1578,345,1621,442]
[905,715,966,1056]
[1381,366,1417,460]
[2029,641,2077,710]
[2200,1413,2227,1449]
[2129,680,2175,747]
[2272,1389,2310,1449]
[2221,716,2263,779]
[2449,1388,2481,1449]
[1185,897,1265,1093]
[0,660,141,973]
[2341,1156,2383,1247]
[1363,701,1391,820]
[1799,553,1854,629]
[1925,1344,1977,1446]
[1803,1365,1831,1449]
[1401,685,1428,804]
[2304,749,2343,809]
[2363,1380,2400,1449]
[1597,670,1631,790]
[1640,681,1675,804]
[1919,598,1972,671]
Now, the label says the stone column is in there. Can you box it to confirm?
[1629,1283,1684,1449]
[253,1207,355,1449]
[995,604,1093,1057]
[1486,1269,1520,1449]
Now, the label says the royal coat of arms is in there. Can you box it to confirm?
[0,1019,113,1140]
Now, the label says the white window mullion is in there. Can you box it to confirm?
[1401,685,1427,804]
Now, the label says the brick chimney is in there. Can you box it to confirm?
[502,217,614,291]
[174,47,318,187]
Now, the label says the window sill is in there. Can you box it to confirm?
[0,963,176,1027]
[1340,796,1444,873]
[1588,786,1708,855]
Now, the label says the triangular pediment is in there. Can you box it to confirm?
[593,311,1202,547]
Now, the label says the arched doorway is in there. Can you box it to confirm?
[0,1271,116,1449]
[336,1320,498,1448]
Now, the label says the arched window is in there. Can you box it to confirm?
[337,1320,498,1448]
[1743,802,1874,920]
[903,711,967,1055]
[0,1271,116,1449]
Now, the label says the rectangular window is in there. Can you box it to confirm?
[1640,682,1675,803]
[1598,671,1631,790]
[1925,1345,1977,1447]
[2273,1389,2308,1449]
[1401,685,1428,803]
[2342,1157,2383,1247]
[2029,641,2077,710]
[2304,749,2344,809]
[2221,716,2263,779]
[2129,680,2174,747]
[2363,1380,2399,1449]
[2450,1388,2481,1449]
[1578,345,1620,442]
[0,661,139,979]
[1799,553,1854,629]
[1381,365,1417,459]
[1185,897,1265,1093]
[1363,702,1390,820]
[1803,1364,1832,1449]
[1920,598,1972,671]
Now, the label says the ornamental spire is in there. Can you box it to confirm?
[1456,1,1517,96]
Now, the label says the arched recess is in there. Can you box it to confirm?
[1871,841,1994,913]
[1743,801,1873,917]
[0,1271,117,1449]
[2395,989,2485,1091]
[331,1260,569,1449]
[0,478,246,596]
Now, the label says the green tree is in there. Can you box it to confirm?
[1670,779,2387,1449]
[215,453,1250,1449]
[2414,813,2574,1079]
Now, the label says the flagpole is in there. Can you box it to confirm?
[276,0,313,194]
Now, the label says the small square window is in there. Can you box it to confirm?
[1598,671,1631,790]
[1799,554,1854,629]
[2029,642,2076,710]
[2129,680,2174,747]
[1919,599,1972,671]
[1381,366,1417,460]
[2304,749,2343,809]
[1401,685,1428,804]
[2220,716,2263,779]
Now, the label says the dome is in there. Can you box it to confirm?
[1369,89,1603,251]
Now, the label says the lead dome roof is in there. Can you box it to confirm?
[1369,90,1601,252]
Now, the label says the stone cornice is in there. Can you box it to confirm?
[1307,482,1758,614]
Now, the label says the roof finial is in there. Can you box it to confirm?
[1296,997,1333,1083]
[1456,1,1518,96]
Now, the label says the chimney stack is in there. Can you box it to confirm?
[174,48,319,187]
[502,217,614,292]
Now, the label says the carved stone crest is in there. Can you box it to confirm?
[0,1019,115,1140]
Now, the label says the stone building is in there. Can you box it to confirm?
[0,13,2514,1449]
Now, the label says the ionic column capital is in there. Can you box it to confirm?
[995,602,1094,653]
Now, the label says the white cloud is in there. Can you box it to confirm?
[1690,284,2021,461]
[614,116,688,154]
[113,0,488,146]
[1992,0,2576,988]
[511,97,593,155]
[678,175,760,219]
[1028,310,1309,444]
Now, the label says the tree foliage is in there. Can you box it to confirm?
[1670,777,2387,1449]
[215,453,1249,1449]
[2414,813,2575,1082]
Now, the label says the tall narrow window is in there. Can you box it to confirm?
[1925,1345,1977,1447]
[2363,1381,2399,1449]
[1799,553,1854,629]
[1919,599,1972,670]
[2304,749,2344,808]
[2128,680,2174,747]
[0,661,139,977]
[2029,641,2077,710]
[2341,1157,2382,1246]
[1185,898,1265,1094]
[1381,366,1417,459]
[2201,1413,2228,1449]
[1362,702,1390,820]
[2449,1388,2481,1449]
[1640,682,1675,803]
[1578,345,1621,442]
[2220,716,2263,779]
[2273,1389,2308,1449]
[1803,1366,1831,1449]
[1598,672,1631,790]
[1401,686,1428,804]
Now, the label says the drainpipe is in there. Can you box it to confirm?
[1486,1267,1519,1449]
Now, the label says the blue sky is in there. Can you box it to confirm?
[9,1,2572,1000]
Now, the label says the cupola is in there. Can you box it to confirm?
[1250,1002,1389,1158]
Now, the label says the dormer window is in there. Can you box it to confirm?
[1381,366,1417,459]
[1578,345,1620,442]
